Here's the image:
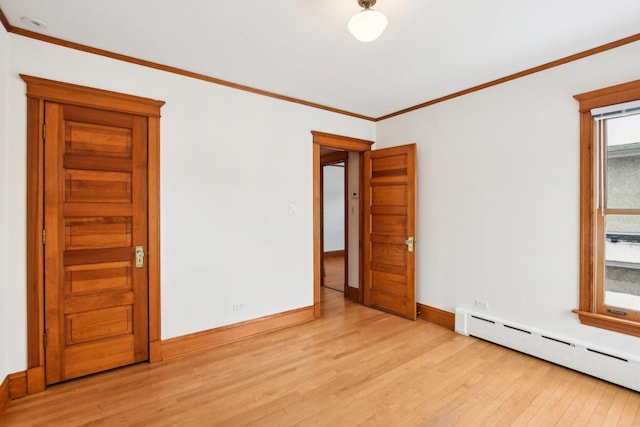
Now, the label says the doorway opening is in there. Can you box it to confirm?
[321,152,348,293]
[312,131,373,318]
[313,131,418,320]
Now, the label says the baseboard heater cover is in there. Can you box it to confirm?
[455,308,640,392]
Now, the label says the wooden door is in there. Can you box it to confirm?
[44,102,149,384]
[363,144,417,320]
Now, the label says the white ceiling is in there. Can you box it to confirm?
[1,0,639,119]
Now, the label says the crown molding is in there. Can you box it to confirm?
[0,9,375,122]
[1,6,639,124]
[376,32,640,121]
[0,7,10,31]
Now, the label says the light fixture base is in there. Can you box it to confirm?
[357,0,377,9]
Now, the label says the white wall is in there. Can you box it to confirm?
[6,31,640,379]
[3,34,375,374]
[0,24,9,383]
[376,40,640,356]
[322,164,344,251]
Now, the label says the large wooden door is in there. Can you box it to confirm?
[363,144,417,320]
[44,102,149,384]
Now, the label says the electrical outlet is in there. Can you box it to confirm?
[474,299,489,310]
[232,303,245,311]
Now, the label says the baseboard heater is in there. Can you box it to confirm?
[455,308,640,392]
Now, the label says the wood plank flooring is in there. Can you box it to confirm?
[323,254,344,292]
[3,288,639,426]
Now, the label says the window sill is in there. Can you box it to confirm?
[573,310,640,337]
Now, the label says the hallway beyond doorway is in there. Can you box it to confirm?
[323,253,345,293]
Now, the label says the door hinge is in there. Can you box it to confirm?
[42,229,46,244]
[42,123,46,140]
[43,333,47,348]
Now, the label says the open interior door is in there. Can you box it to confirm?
[363,144,417,320]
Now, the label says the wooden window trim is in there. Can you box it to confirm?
[573,79,640,337]
[22,75,165,393]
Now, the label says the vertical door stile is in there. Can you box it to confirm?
[43,102,65,383]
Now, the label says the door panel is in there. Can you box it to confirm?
[371,241,406,264]
[65,262,133,295]
[364,144,417,320]
[66,122,133,157]
[64,336,135,380]
[372,185,406,205]
[65,305,133,345]
[65,170,132,202]
[45,102,149,384]
[65,216,132,248]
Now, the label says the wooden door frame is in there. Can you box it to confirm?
[22,75,164,394]
[312,131,373,318]
[320,151,349,293]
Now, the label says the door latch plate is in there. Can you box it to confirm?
[135,246,144,268]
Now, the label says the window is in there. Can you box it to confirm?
[574,80,640,337]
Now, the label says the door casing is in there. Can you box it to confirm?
[312,131,373,317]
[23,75,164,393]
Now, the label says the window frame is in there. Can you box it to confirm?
[573,79,640,337]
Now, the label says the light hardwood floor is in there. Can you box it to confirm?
[323,254,344,293]
[3,288,639,426]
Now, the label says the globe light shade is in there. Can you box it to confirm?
[348,8,388,42]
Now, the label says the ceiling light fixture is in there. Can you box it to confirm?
[348,0,387,43]
[20,16,48,30]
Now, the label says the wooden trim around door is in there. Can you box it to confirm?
[312,131,373,317]
[342,158,350,295]
[346,286,360,301]
[23,75,164,393]
[147,114,163,362]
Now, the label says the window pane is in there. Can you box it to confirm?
[605,114,640,209]
[604,215,640,311]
